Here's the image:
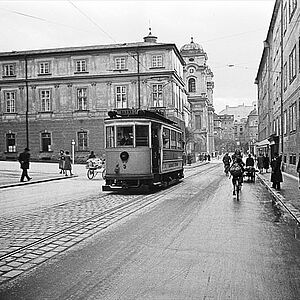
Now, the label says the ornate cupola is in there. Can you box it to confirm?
[180,37,204,55]
[143,28,157,43]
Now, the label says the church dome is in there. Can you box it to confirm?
[180,37,204,53]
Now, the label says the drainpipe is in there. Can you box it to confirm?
[280,0,284,155]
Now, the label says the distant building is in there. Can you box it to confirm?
[244,107,259,154]
[219,102,256,122]
[215,103,258,154]
[180,38,215,158]
[255,0,300,176]
[0,31,189,161]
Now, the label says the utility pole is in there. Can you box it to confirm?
[25,56,29,149]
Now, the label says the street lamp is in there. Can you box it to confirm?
[71,139,75,165]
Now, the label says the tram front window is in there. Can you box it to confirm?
[117,126,133,146]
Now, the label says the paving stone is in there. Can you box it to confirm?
[0,266,13,272]
[7,261,23,268]
[17,263,35,271]
[2,269,23,278]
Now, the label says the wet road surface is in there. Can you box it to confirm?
[1,162,300,299]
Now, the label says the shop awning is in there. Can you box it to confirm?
[255,138,270,147]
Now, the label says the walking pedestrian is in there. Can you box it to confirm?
[18,147,32,182]
[271,153,283,190]
[257,153,264,173]
[64,151,73,176]
[58,150,65,174]
[297,157,300,189]
[263,154,270,173]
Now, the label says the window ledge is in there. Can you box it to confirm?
[113,69,128,72]
[38,73,52,76]
[149,66,165,70]
[38,111,53,114]
[2,75,16,78]
[74,71,89,74]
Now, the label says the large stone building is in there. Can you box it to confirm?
[180,38,215,158]
[255,0,300,175]
[0,32,191,161]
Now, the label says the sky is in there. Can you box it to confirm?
[0,0,275,113]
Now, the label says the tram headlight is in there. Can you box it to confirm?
[120,151,129,162]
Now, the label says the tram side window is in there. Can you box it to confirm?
[162,128,170,149]
[117,126,133,146]
[136,125,149,146]
[171,130,176,149]
[177,132,182,149]
[106,126,115,148]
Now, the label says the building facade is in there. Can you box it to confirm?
[180,38,215,159]
[0,32,190,162]
[255,0,300,175]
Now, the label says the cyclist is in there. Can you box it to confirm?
[222,153,232,175]
[229,151,245,195]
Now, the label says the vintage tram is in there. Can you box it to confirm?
[102,109,184,191]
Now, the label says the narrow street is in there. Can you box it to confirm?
[0,162,300,299]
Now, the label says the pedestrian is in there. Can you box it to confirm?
[297,157,300,189]
[263,154,270,173]
[58,150,65,174]
[88,151,96,159]
[257,153,264,173]
[64,151,73,176]
[18,147,32,182]
[271,153,283,190]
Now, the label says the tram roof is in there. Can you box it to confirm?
[106,109,178,127]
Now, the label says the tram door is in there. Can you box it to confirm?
[151,123,160,173]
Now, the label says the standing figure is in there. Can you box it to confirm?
[64,151,73,176]
[18,147,32,182]
[257,153,264,173]
[263,154,270,173]
[271,153,283,190]
[88,151,96,159]
[58,150,65,174]
[297,158,300,189]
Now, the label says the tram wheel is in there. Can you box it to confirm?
[87,169,95,180]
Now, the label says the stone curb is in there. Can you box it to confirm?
[0,175,78,190]
[257,174,300,225]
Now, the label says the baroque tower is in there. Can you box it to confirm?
[180,38,215,158]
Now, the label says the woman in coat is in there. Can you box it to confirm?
[58,150,65,174]
[64,151,73,176]
[263,154,270,173]
[271,153,283,190]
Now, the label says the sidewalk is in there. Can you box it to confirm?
[257,171,300,224]
[0,161,79,189]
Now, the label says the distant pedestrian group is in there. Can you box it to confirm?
[58,149,73,176]
[256,153,270,173]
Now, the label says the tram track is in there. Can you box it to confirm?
[0,163,219,283]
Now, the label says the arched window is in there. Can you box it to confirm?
[188,78,196,92]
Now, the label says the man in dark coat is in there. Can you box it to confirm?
[271,153,283,190]
[18,147,32,182]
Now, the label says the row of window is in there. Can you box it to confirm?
[5,131,89,153]
[1,55,164,78]
[2,84,167,113]
[105,124,183,150]
[273,101,299,135]
[283,0,297,34]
